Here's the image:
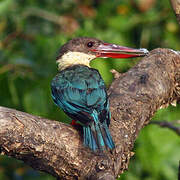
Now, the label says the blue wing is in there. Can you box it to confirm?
[51,65,110,126]
[51,65,115,151]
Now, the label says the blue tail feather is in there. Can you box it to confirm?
[83,111,115,152]
[83,126,98,151]
[103,123,115,149]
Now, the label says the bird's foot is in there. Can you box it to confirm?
[71,120,80,126]
[71,120,83,132]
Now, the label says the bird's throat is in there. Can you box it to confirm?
[57,52,96,70]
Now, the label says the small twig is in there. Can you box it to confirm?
[2,31,34,47]
[23,7,79,34]
[149,120,180,136]
[110,69,121,79]
[23,7,63,25]
[174,120,180,124]
[170,0,180,25]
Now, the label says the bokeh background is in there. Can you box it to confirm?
[0,0,180,179]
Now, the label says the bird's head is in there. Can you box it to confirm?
[56,37,149,70]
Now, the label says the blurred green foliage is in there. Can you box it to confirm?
[0,0,179,179]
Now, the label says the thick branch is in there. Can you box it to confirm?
[0,48,180,179]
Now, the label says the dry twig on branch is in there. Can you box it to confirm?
[170,0,180,24]
[0,48,180,180]
[150,120,180,136]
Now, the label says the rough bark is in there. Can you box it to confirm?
[0,48,180,180]
[170,0,180,24]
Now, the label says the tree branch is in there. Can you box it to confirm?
[0,48,180,179]
[149,120,180,135]
[170,0,180,24]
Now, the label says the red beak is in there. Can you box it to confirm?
[91,43,149,58]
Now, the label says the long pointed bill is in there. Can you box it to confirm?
[91,43,149,58]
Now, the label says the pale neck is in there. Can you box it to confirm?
[56,51,96,70]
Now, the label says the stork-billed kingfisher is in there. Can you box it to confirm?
[51,37,148,152]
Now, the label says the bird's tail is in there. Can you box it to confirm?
[83,112,115,152]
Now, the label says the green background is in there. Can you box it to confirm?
[0,0,179,179]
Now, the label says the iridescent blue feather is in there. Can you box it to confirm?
[51,65,115,151]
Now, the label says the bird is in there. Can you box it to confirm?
[51,37,148,152]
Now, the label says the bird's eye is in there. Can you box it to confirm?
[87,41,94,48]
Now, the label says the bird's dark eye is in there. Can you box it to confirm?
[87,41,94,48]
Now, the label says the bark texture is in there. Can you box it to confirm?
[0,48,180,180]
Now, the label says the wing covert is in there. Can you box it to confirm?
[51,65,110,126]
